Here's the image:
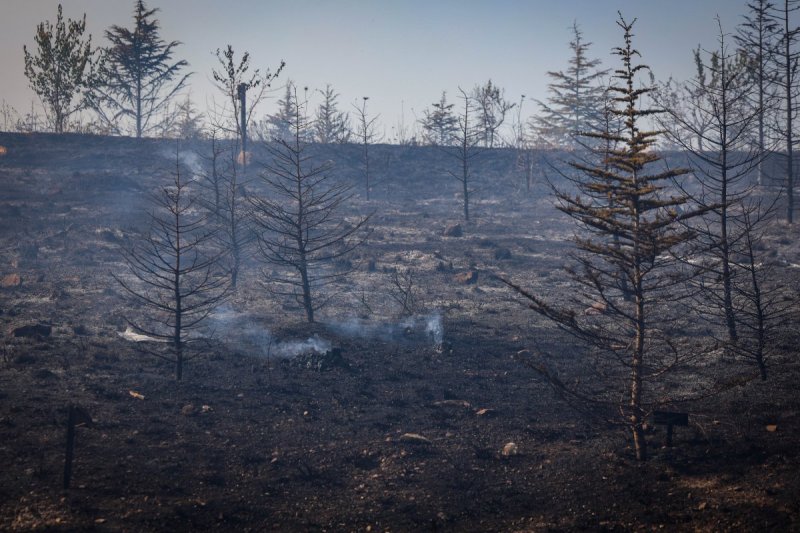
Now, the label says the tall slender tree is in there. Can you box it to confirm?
[735,0,780,186]
[352,96,382,200]
[23,4,97,133]
[662,22,763,343]
[446,88,481,222]
[502,15,705,461]
[770,0,800,223]
[90,0,190,137]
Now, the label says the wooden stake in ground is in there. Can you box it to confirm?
[63,405,92,490]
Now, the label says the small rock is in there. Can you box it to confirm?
[1,273,21,288]
[475,408,497,417]
[433,399,472,409]
[697,501,708,511]
[584,301,607,315]
[399,433,431,445]
[443,224,463,237]
[181,404,195,416]
[454,271,478,285]
[766,424,778,432]
[501,442,518,457]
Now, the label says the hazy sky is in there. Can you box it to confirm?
[0,1,769,137]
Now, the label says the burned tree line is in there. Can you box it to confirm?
[116,89,370,379]
[500,12,797,462]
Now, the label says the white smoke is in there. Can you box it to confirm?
[206,305,330,358]
[425,312,443,348]
[330,312,444,349]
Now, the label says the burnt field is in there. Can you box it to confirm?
[1,132,800,531]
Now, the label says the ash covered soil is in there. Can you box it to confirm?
[1,132,800,531]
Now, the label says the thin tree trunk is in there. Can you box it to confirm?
[786,0,795,224]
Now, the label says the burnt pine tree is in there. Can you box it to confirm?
[250,88,370,323]
[735,0,780,186]
[353,96,382,200]
[23,4,97,133]
[115,146,230,380]
[770,0,800,222]
[196,133,252,288]
[662,22,763,343]
[446,87,482,222]
[90,0,190,137]
[502,15,704,461]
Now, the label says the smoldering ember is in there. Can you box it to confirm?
[2,3,800,531]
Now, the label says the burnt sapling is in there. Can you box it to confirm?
[114,143,231,380]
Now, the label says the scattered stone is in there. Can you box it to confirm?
[454,271,478,285]
[697,501,708,511]
[475,408,497,417]
[584,301,607,315]
[181,404,195,416]
[12,323,52,338]
[399,433,432,445]
[128,390,145,400]
[766,424,778,432]
[1,273,21,288]
[433,400,472,409]
[501,442,518,457]
[443,223,463,237]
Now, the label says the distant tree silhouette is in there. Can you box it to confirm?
[90,0,190,138]
[420,91,459,146]
[23,4,98,133]
[445,87,482,222]
[314,84,351,144]
[533,22,609,148]
[352,96,382,200]
[210,44,284,153]
[473,80,515,148]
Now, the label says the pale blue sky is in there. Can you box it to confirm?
[0,1,769,137]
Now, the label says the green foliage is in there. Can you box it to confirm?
[533,22,609,148]
[420,91,459,146]
[91,0,190,137]
[23,4,97,133]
